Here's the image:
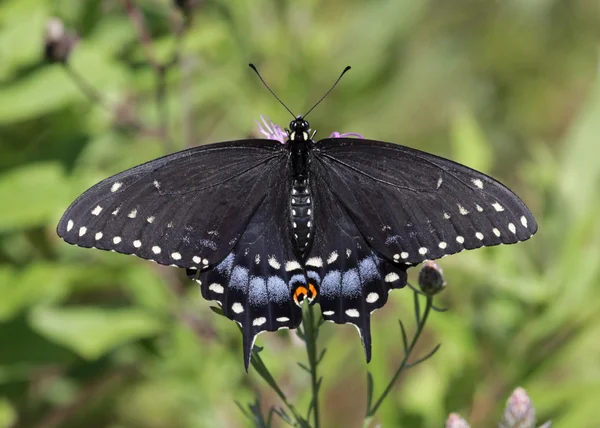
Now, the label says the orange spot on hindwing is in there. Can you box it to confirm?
[292,283,319,307]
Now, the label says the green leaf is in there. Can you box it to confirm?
[450,108,493,173]
[0,398,16,428]
[29,306,165,360]
[0,162,67,231]
[0,263,72,321]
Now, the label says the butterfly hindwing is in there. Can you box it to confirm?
[57,140,285,269]
[312,138,537,265]
[188,166,304,370]
[306,167,408,361]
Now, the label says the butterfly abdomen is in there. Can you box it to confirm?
[291,178,314,254]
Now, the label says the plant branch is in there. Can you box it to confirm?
[365,293,437,420]
[303,303,322,428]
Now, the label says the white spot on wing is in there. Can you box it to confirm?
[255,254,261,264]
[111,182,122,192]
[152,246,161,254]
[418,247,428,255]
[436,177,443,189]
[146,216,154,223]
[285,261,302,271]
[128,209,137,219]
[458,204,469,215]
[438,241,447,249]
[401,252,409,259]
[493,228,501,237]
[443,212,451,219]
[306,257,323,267]
[521,216,528,228]
[171,252,182,260]
[79,227,87,237]
[112,207,120,215]
[475,232,484,240]
[323,310,335,316]
[508,223,516,234]
[95,232,102,240]
[67,220,74,231]
[232,302,244,314]
[253,317,267,326]
[113,236,121,244]
[91,206,102,216]
[277,317,289,322]
[209,283,224,294]
[268,256,281,269]
[472,178,483,189]
[153,180,160,189]
[327,251,338,264]
[385,272,399,282]
[366,292,379,303]
[202,259,209,266]
[492,202,504,212]
[133,240,142,248]
[393,253,400,261]
[192,256,201,264]
[456,236,465,244]
[345,309,360,318]
[476,204,483,212]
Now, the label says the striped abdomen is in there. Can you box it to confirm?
[291,178,313,254]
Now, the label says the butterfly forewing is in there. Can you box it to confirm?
[57,140,285,269]
[312,138,537,265]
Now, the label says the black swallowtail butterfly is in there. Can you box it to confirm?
[57,68,537,370]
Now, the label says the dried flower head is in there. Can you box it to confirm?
[418,260,446,295]
[44,18,78,64]
[502,387,536,428]
[445,413,470,428]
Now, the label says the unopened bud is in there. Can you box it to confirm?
[445,413,470,428]
[174,0,200,15]
[418,260,446,295]
[503,387,536,428]
[44,18,78,64]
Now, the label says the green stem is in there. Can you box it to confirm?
[366,295,434,419]
[303,304,321,428]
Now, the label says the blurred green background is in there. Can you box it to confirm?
[1,0,599,427]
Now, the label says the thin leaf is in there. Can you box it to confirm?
[366,372,374,414]
[413,290,421,325]
[317,348,327,364]
[406,343,442,368]
[431,304,448,312]
[297,362,310,373]
[398,319,409,353]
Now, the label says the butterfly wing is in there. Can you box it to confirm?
[312,138,537,265]
[307,137,537,358]
[305,167,409,361]
[187,165,305,370]
[57,140,285,269]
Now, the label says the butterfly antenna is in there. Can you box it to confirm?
[303,65,351,118]
[249,64,296,118]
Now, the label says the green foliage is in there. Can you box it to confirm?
[0,0,599,426]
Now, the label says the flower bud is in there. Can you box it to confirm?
[44,18,78,64]
[418,260,446,295]
[445,413,470,428]
[174,0,200,15]
[503,387,536,428]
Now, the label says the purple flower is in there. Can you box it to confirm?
[328,131,364,139]
[255,116,363,143]
[255,115,288,144]
[445,413,470,428]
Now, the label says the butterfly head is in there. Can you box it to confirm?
[289,117,310,142]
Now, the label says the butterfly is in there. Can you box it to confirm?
[57,67,537,370]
